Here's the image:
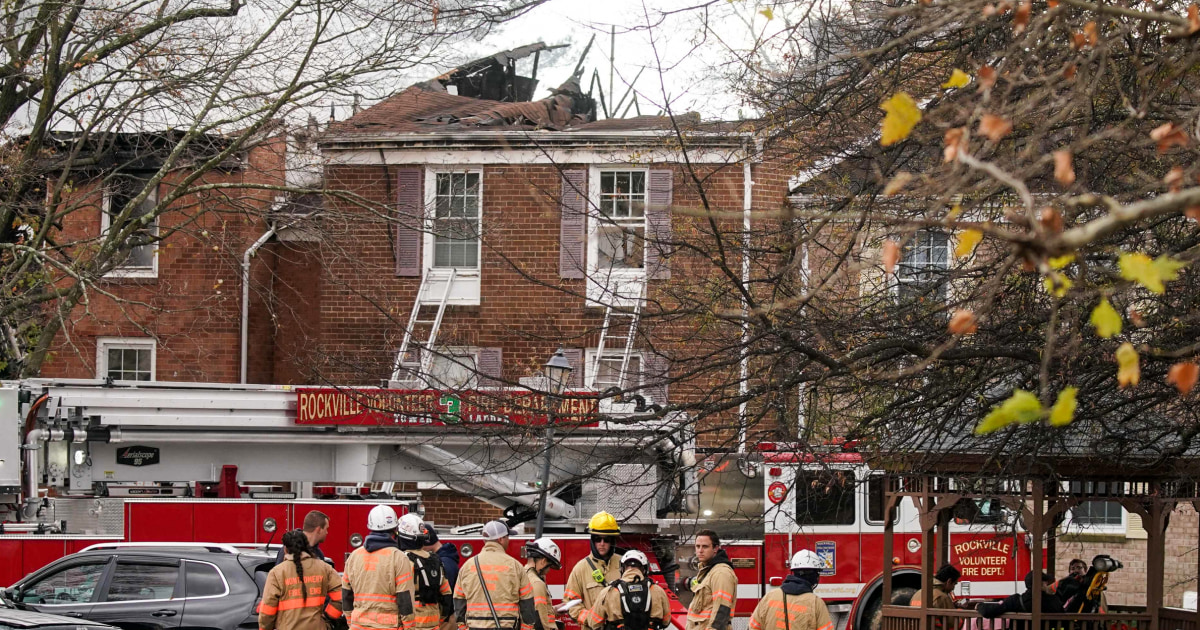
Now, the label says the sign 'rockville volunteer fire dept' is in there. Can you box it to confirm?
[295,388,600,426]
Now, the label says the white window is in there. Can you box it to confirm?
[1064,501,1126,533]
[587,168,649,305]
[427,348,480,389]
[97,338,156,381]
[432,172,481,268]
[896,230,949,302]
[101,175,158,277]
[396,347,479,389]
[584,348,642,391]
[422,169,482,305]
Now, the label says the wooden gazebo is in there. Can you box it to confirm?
[879,457,1200,630]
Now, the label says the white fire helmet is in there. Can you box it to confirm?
[397,513,425,541]
[526,538,562,570]
[367,505,399,532]
[621,550,649,569]
[790,549,825,571]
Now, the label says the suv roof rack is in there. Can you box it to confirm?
[79,542,243,554]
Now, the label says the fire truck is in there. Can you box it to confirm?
[0,379,1032,630]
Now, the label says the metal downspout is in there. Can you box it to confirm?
[241,226,277,384]
[738,161,753,452]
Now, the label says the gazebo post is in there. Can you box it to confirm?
[1031,479,1044,630]
[1146,496,1166,630]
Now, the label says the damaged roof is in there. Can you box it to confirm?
[325,42,737,140]
[326,82,723,137]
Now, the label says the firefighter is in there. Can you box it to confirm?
[274,510,331,566]
[343,505,416,630]
[748,550,832,630]
[524,538,563,630]
[910,564,961,630]
[398,514,453,630]
[564,512,623,623]
[686,529,737,630]
[581,550,671,630]
[453,520,538,630]
[259,530,344,630]
[910,564,960,609]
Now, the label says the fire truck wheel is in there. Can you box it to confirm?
[865,587,917,630]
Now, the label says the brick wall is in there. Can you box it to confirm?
[1054,503,1199,607]
[40,136,286,383]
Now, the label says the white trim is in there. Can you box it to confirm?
[421,168,482,305]
[586,166,649,307]
[100,180,159,279]
[96,337,156,382]
[326,148,746,167]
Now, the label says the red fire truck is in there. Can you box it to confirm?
[0,380,1033,630]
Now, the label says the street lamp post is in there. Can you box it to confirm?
[535,348,573,538]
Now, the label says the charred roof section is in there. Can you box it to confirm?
[326,42,734,138]
[429,42,567,103]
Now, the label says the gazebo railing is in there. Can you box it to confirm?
[881,606,1161,630]
[1159,607,1198,630]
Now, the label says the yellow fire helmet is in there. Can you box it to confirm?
[587,511,621,535]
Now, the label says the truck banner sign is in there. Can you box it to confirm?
[952,539,1014,578]
[296,388,600,426]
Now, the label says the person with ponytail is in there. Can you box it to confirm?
[259,530,345,630]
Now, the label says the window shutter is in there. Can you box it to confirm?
[477,347,503,388]
[642,353,670,406]
[560,170,587,279]
[646,170,673,279]
[395,168,423,277]
[562,348,584,388]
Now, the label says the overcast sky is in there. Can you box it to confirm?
[460,0,794,121]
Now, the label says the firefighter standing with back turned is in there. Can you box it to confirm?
[687,529,737,630]
[748,550,833,630]
[342,505,416,630]
[524,538,563,630]
[259,530,344,630]
[454,520,538,630]
[581,550,671,630]
[564,512,624,624]
[397,514,453,630]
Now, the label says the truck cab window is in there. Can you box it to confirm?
[796,470,856,525]
[865,475,899,524]
[952,498,1006,525]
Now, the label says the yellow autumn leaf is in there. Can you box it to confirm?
[760,7,774,20]
[955,229,982,258]
[1042,273,1072,297]
[880,92,922,146]
[1119,252,1188,294]
[1116,342,1140,388]
[1048,386,1078,427]
[946,204,963,220]
[942,69,971,89]
[1048,254,1075,269]
[975,389,1044,435]
[1089,297,1122,338]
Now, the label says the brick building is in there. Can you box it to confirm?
[30,48,1196,606]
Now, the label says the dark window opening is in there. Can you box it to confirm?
[795,470,856,525]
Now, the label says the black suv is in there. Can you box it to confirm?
[2,543,276,630]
